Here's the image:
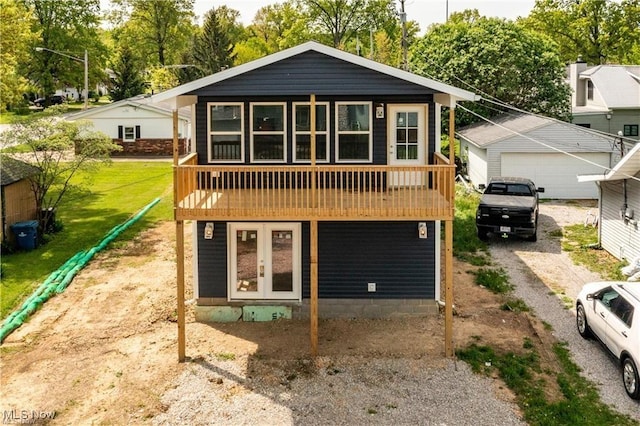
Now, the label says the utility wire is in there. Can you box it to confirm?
[457,104,640,183]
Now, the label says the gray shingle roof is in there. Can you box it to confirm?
[583,66,640,108]
[0,156,40,186]
[457,113,552,147]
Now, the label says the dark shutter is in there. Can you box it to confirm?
[118,125,123,139]
[135,125,141,139]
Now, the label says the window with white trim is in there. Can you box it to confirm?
[251,102,286,162]
[123,126,135,141]
[118,125,139,142]
[293,102,329,162]
[335,102,372,162]
[208,103,244,162]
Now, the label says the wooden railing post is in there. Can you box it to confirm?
[445,104,455,358]
[173,109,186,362]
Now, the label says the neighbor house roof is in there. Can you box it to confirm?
[151,41,478,105]
[580,65,640,110]
[457,113,552,147]
[1,156,40,186]
[67,94,191,120]
[578,143,640,182]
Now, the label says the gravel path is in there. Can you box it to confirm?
[488,200,640,420]
[153,356,525,426]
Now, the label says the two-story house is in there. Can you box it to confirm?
[152,41,477,360]
[568,59,640,141]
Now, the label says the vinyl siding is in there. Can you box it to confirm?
[190,51,437,97]
[196,221,436,300]
[600,175,640,261]
[485,122,616,181]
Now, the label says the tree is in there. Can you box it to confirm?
[109,45,147,101]
[23,0,107,100]
[147,66,180,93]
[108,0,195,67]
[523,0,640,64]
[302,0,374,48]
[185,6,238,79]
[0,0,36,111]
[0,108,121,233]
[410,13,571,128]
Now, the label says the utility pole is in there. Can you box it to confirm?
[399,0,407,70]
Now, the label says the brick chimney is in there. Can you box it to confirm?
[569,56,588,107]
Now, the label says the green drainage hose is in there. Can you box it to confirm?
[0,197,161,343]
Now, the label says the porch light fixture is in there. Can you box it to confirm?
[204,222,214,239]
[418,222,427,239]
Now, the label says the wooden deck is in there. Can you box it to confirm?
[174,159,455,221]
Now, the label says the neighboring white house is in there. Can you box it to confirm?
[457,112,620,199]
[578,143,640,262]
[67,94,191,156]
[567,60,640,141]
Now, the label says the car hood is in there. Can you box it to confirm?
[479,195,537,209]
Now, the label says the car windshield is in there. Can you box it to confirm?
[486,183,533,196]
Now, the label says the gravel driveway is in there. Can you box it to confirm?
[488,200,640,420]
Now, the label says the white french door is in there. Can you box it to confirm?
[387,105,427,187]
[228,223,301,300]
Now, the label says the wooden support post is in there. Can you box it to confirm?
[176,220,186,362]
[310,219,318,356]
[445,104,455,357]
[173,109,186,362]
[444,219,454,357]
[310,94,316,206]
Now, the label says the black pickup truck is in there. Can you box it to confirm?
[475,177,544,242]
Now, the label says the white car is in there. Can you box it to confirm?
[576,281,640,399]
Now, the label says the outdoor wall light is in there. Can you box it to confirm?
[204,222,214,239]
[418,222,427,239]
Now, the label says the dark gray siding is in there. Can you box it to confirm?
[191,51,437,97]
[196,97,435,166]
[197,221,436,300]
[312,222,436,299]
[197,221,227,298]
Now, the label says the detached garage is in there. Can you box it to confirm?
[458,113,619,199]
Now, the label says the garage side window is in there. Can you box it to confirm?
[208,103,244,162]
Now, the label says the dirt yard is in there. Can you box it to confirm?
[0,220,563,424]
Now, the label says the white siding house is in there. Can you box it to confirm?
[458,113,619,199]
[67,95,191,156]
[579,143,640,262]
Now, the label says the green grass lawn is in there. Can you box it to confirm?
[1,161,173,318]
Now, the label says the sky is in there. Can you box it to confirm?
[190,0,537,33]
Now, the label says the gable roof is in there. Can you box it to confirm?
[67,94,191,120]
[1,156,40,186]
[581,65,640,109]
[151,41,477,104]
[457,113,552,147]
[578,143,640,182]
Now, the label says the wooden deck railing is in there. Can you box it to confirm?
[174,162,455,221]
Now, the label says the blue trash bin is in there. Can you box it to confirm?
[11,220,39,250]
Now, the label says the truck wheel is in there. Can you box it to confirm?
[527,230,537,242]
[623,357,640,400]
[477,229,488,241]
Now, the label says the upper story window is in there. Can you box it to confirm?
[335,102,372,162]
[251,103,286,162]
[293,102,329,162]
[587,80,594,101]
[118,125,140,142]
[208,103,243,162]
[623,124,639,137]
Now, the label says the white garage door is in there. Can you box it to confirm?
[501,152,610,199]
